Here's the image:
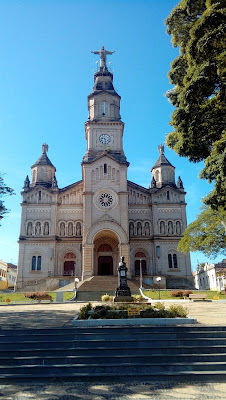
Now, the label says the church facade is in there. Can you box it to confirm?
[16,47,192,289]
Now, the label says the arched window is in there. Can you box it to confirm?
[100,102,109,116]
[168,253,178,269]
[64,253,76,276]
[98,244,112,252]
[32,256,42,271]
[134,252,147,276]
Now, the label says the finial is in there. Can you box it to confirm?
[91,46,115,71]
[42,143,48,154]
[151,176,156,188]
[177,176,183,188]
[158,144,164,154]
[24,175,30,188]
[52,174,58,188]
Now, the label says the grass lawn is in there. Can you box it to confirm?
[143,290,226,300]
[0,290,225,302]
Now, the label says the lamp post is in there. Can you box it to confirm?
[140,259,143,289]
[156,276,161,300]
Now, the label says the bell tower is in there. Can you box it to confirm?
[81,47,130,280]
[83,46,127,165]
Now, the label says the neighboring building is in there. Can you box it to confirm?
[16,47,192,290]
[194,259,226,291]
[0,260,17,290]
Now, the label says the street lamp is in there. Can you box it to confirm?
[140,259,143,289]
[156,276,161,300]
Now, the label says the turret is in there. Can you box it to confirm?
[30,143,57,188]
[151,144,176,188]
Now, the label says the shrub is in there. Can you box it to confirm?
[24,292,49,299]
[171,290,193,298]
[168,304,188,318]
[154,302,165,310]
[79,302,92,320]
[132,295,143,302]
[171,290,184,298]
[101,294,113,302]
[183,290,193,297]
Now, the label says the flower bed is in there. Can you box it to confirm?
[77,302,188,320]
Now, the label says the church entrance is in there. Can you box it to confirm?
[63,252,76,276]
[98,256,113,275]
[93,230,119,276]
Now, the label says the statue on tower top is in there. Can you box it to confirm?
[42,143,48,154]
[158,144,164,154]
[91,46,115,70]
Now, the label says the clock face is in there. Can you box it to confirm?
[99,134,111,145]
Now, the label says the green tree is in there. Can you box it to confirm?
[165,0,226,210]
[0,174,15,222]
[178,206,226,258]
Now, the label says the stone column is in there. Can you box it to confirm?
[82,245,93,280]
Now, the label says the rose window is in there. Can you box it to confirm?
[99,193,114,208]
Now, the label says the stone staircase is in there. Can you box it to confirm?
[0,326,226,382]
[76,276,142,301]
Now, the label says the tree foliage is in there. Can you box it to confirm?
[165,0,226,210]
[0,174,15,222]
[178,205,226,258]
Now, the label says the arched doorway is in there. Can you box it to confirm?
[93,230,119,276]
[134,251,147,276]
[98,244,113,275]
[63,252,76,276]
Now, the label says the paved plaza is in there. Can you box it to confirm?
[0,300,226,399]
[1,300,226,328]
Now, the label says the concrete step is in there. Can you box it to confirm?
[1,326,226,382]
[0,338,226,351]
[77,276,141,293]
[2,346,226,358]
[1,362,226,377]
[1,353,226,366]
[1,331,226,343]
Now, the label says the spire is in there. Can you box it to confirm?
[151,144,176,188]
[177,176,184,188]
[151,144,174,170]
[23,175,30,189]
[30,144,57,188]
[31,143,54,168]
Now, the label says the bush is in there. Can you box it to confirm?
[171,290,193,298]
[183,290,193,297]
[168,304,188,318]
[79,302,92,320]
[101,294,113,302]
[24,292,49,299]
[171,290,184,298]
[154,302,165,310]
[132,295,144,302]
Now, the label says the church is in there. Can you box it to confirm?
[16,47,192,290]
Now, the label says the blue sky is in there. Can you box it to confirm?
[0,0,222,270]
